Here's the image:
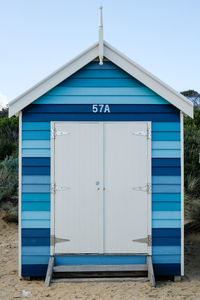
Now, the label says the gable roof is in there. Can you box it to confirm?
[9,41,193,118]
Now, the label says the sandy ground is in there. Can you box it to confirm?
[1,217,200,300]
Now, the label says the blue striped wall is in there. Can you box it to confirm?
[21,60,181,277]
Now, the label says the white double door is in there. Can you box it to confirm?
[52,122,151,255]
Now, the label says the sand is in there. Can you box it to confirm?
[1,216,200,300]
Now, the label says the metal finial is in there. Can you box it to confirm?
[99,6,103,65]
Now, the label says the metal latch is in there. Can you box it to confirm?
[132,183,151,194]
[51,128,71,138]
[51,183,70,193]
[132,126,151,140]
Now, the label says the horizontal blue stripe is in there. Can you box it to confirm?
[153,263,180,276]
[22,246,50,255]
[152,202,181,211]
[152,185,181,193]
[22,201,50,211]
[22,122,50,130]
[71,68,133,79]
[54,255,146,266]
[84,62,119,69]
[22,157,50,166]
[152,141,180,150]
[22,185,50,193]
[22,220,50,228]
[47,87,157,96]
[152,158,180,167]
[22,237,50,246]
[153,237,180,246]
[24,104,177,113]
[22,113,180,122]
[22,228,50,237]
[34,95,168,105]
[22,211,50,220]
[22,264,48,277]
[152,194,181,202]
[58,78,144,87]
[22,149,50,157]
[152,122,180,131]
[22,131,50,140]
[22,166,50,175]
[152,167,180,176]
[22,140,50,148]
[152,132,180,141]
[22,255,49,264]
[22,176,50,184]
[152,228,181,237]
[152,150,180,158]
[152,211,181,220]
[152,176,181,184]
[152,220,181,228]
[22,193,50,202]
[152,256,180,264]
[152,246,181,255]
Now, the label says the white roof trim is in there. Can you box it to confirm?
[9,40,193,118]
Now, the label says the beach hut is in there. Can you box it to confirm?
[9,7,193,286]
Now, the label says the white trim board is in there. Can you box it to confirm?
[9,41,193,118]
[18,112,22,276]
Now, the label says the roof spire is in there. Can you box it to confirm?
[98,6,103,65]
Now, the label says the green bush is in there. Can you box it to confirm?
[0,156,18,203]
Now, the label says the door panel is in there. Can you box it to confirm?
[54,122,103,254]
[104,122,150,253]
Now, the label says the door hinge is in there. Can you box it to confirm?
[51,183,70,193]
[132,127,151,140]
[132,235,152,246]
[51,127,71,139]
[132,183,151,194]
[50,236,70,246]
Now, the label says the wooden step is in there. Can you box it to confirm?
[53,264,148,273]
[51,277,149,283]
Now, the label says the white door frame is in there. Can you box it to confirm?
[50,121,152,256]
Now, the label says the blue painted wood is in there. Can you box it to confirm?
[22,237,50,246]
[152,176,181,184]
[22,228,50,237]
[152,256,180,264]
[153,237,180,246]
[22,157,50,166]
[24,104,177,113]
[153,211,181,220]
[34,95,168,105]
[22,211,50,220]
[22,122,50,130]
[152,167,180,176]
[153,264,180,276]
[152,141,180,150]
[152,228,181,237]
[152,220,181,228]
[22,256,49,264]
[22,166,50,175]
[22,149,50,157]
[22,112,180,122]
[22,131,50,140]
[22,202,50,211]
[22,185,50,193]
[22,176,50,184]
[46,87,157,96]
[22,264,48,277]
[58,78,144,87]
[84,61,118,69]
[22,193,50,202]
[22,246,50,255]
[153,194,181,202]
[22,140,50,148]
[152,132,180,141]
[152,122,180,131]
[152,202,181,211]
[22,220,50,228]
[152,150,181,158]
[152,246,181,255]
[71,68,133,79]
[152,158,180,167]
[152,185,181,193]
[54,255,146,266]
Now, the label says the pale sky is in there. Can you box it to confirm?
[0,0,199,107]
